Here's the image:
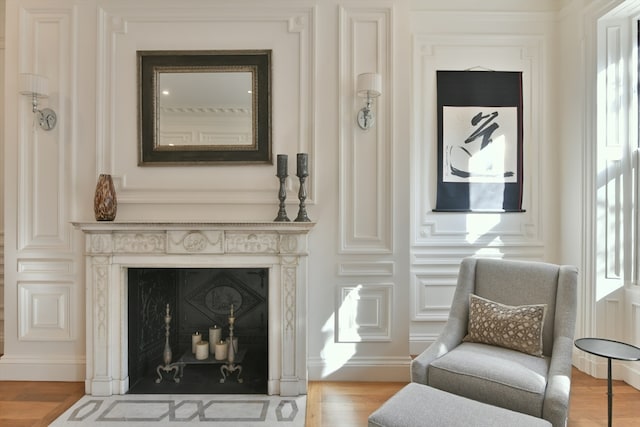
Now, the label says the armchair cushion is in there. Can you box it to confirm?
[463,294,547,356]
[428,342,550,418]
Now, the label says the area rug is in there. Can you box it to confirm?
[49,394,306,426]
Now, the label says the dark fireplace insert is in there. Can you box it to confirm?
[127,267,268,394]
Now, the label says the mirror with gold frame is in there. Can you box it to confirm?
[138,50,271,165]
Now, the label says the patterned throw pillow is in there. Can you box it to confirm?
[463,294,547,357]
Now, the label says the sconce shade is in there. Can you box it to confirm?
[356,73,382,98]
[19,73,49,97]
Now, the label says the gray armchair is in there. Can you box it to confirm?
[411,257,578,427]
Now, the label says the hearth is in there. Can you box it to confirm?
[73,221,314,396]
[127,267,268,394]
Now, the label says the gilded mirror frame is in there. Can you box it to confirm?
[138,50,272,165]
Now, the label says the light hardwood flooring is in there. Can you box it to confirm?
[306,368,640,427]
[0,368,637,426]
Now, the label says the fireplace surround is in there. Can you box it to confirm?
[73,221,314,397]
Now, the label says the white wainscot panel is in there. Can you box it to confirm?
[337,284,393,342]
[18,9,73,251]
[18,282,72,341]
[338,6,393,254]
[633,302,640,344]
[18,259,74,275]
[413,34,543,248]
[337,261,394,276]
[98,6,316,205]
[413,275,456,321]
[605,298,621,341]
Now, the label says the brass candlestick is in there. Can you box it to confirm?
[220,304,243,383]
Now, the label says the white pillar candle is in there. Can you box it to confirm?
[191,332,201,354]
[215,340,228,361]
[209,326,221,354]
[195,341,209,360]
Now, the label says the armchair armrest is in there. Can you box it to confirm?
[543,265,578,427]
[542,336,573,427]
[411,316,466,384]
[412,257,477,384]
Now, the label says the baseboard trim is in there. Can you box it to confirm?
[307,356,411,381]
[620,361,640,390]
[0,354,85,381]
[573,350,640,391]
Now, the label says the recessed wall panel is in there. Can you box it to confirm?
[337,284,392,342]
[18,10,72,251]
[18,282,72,341]
[413,276,456,321]
[339,7,393,254]
[97,6,316,205]
[412,35,542,246]
[338,261,394,276]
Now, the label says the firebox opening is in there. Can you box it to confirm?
[127,267,268,394]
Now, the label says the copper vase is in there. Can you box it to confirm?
[94,174,117,221]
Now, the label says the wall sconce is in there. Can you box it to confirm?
[356,72,382,130]
[19,73,57,131]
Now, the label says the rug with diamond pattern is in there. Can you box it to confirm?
[49,394,306,426]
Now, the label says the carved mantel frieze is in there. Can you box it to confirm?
[73,222,313,256]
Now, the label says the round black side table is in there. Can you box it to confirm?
[574,337,640,427]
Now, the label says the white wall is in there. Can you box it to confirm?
[3,0,639,388]
[407,0,640,389]
[0,0,412,382]
[409,0,561,353]
[558,0,640,389]
[0,0,4,356]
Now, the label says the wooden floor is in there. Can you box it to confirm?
[0,368,637,426]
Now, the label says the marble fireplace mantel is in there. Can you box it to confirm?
[73,221,314,397]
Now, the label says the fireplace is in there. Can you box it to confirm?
[73,222,314,397]
[127,267,269,394]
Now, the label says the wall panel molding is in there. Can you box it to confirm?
[96,5,317,205]
[632,302,640,344]
[605,298,621,340]
[410,33,547,334]
[412,34,544,248]
[594,15,635,346]
[336,283,393,342]
[601,23,625,282]
[17,8,74,251]
[17,258,75,275]
[338,6,393,254]
[411,262,458,321]
[337,261,394,276]
[18,282,73,341]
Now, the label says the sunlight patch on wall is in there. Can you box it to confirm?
[336,284,392,342]
[465,214,501,244]
[317,284,393,378]
[320,311,355,378]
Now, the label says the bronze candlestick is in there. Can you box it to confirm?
[274,154,291,222]
[295,153,311,222]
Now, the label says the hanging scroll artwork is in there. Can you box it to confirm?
[435,70,524,212]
